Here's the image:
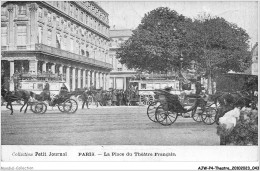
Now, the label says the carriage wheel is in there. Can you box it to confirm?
[147,101,160,122]
[155,104,178,126]
[31,102,47,114]
[58,103,66,113]
[201,107,217,125]
[63,99,78,113]
[191,107,203,122]
[140,95,154,106]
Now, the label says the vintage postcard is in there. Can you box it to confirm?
[1,1,259,170]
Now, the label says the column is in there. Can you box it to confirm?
[9,60,15,91]
[7,5,14,49]
[77,68,81,88]
[107,73,110,90]
[59,65,63,80]
[124,77,127,90]
[91,70,95,87]
[66,66,70,86]
[113,77,116,89]
[29,3,38,48]
[87,70,90,88]
[82,69,86,88]
[96,72,99,89]
[10,60,14,78]
[42,62,47,72]
[72,67,76,91]
[51,63,56,74]
[103,73,106,90]
[100,73,103,89]
[59,65,63,75]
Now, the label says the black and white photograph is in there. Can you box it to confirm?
[1,1,259,170]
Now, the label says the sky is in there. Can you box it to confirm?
[98,1,258,47]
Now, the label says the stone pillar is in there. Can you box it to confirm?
[72,67,76,91]
[9,60,15,91]
[59,65,63,75]
[96,72,99,89]
[51,63,56,74]
[100,72,103,89]
[124,77,127,90]
[107,74,111,90]
[42,62,47,72]
[82,69,86,88]
[10,60,14,78]
[29,3,38,49]
[59,65,63,80]
[66,66,70,86]
[113,77,116,89]
[87,70,90,88]
[91,70,95,87]
[29,60,38,75]
[7,5,14,49]
[78,68,81,88]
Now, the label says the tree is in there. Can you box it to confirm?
[184,14,251,94]
[116,7,191,74]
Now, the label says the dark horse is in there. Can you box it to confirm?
[81,90,95,109]
[1,87,31,115]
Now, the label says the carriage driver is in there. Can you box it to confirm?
[59,83,68,97]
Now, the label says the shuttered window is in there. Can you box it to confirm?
[1,26,7,45]
[17,25,27,45]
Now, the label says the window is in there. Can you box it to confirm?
[38,26,43,43]
[47,30,52,46]
[75,8,78,18]
[80,12,83,22]
[117,68,122,71]
[38,8,43,18]
[86,51,89,58]
[85,15,88,25]
[48,12,52,22]
[81,49,85,56]
[1,7,7,16]
[56,34,61,48]
[1,26,7,45]
[70,4,73,16]
[70,38,74,52]
[18,5,26,15]
[64,1,67,11]
[17,25,27,45]
[141,84,146,89]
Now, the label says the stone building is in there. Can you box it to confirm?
[250,42,258,75]
[1,1,112,91]
[109,29,137,90]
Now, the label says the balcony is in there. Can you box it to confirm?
[35,44,112,70]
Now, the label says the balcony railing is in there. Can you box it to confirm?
[35,44,112,69]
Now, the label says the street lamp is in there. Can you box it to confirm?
[179,53,184,91]
[179,53,184,71]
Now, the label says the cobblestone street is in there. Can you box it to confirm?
[1,105,220,145]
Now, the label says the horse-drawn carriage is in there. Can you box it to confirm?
[1,71,78,114]
[146,73,258,126]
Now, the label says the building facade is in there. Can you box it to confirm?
[250,42,258,75]
[1,1,112,91]
[109,29,137,90]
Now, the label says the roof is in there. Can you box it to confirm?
[109,29,133,38]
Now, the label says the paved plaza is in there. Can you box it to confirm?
[1,104,220,145]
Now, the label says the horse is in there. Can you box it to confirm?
[1,88,31,115]
[81,90,94,109]
[213,90,257,124]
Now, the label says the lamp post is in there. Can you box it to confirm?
[179,53,184,91]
